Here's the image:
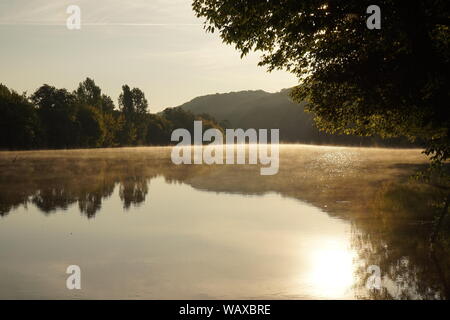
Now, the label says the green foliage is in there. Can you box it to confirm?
[102,112,121,147]
[0,84,41,149]
[75,77,116,113]
[31,84,79,148]
[75,78,102,109]
[76,105,106,147]
[146,114,171,145]
[0,79,223,150]
[118,85,150,145]
[118,85,134,117]
[193,0,450,162]
[163,106,197,132]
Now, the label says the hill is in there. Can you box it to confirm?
[177,89,410,146]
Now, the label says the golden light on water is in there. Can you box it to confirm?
[0,146,439,299]
[305,239,355,299]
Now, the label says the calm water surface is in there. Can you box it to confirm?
[0,145,448,299]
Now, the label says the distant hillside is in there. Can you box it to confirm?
[178,89,412,146]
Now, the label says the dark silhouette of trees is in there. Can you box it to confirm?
[31,84,78,148]
[146,114,171,145]
[75,78,116,114]
[0,78,223,150]
[193,0,450,163]
[75,78,102,109]
[118,85,150,145]
[76,105,106,147]
[118,85,135,116]
[0,84,41,149]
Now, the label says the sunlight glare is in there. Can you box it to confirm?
[306,239,355,299]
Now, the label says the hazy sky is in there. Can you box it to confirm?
[0,0,297,112]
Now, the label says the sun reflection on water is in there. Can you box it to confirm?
[305,239,356,299]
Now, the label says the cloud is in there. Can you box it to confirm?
[0,0,198,25]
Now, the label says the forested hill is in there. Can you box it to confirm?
[178,89,414,147]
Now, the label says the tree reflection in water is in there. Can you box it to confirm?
[353,181,450,299]
[0,146,448,299]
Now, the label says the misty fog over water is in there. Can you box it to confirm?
[0,145,448,299]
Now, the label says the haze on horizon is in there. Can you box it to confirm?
[0,0,297,112]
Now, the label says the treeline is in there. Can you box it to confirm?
[0,78,222,150]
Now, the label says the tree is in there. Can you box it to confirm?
[76,105,106,147]
[100,94,115,113]
[118,85,134,117]
[118,85,149,145]
[0,84,41,149]
[193,0,450,163]
[75,78,115,113]
[131,88,149,115]
[75,78,101,109]
[116,113,136,146]
[118,85,149,116]
[163,107,196,134]
[146,114,171,145]
[1,79,224,149]
[102,112,121,147]
[31,84,78,148]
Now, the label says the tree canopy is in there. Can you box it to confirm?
[0,79,223,150]
[193,0,450,162]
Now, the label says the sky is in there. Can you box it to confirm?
[0,0,297,112]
